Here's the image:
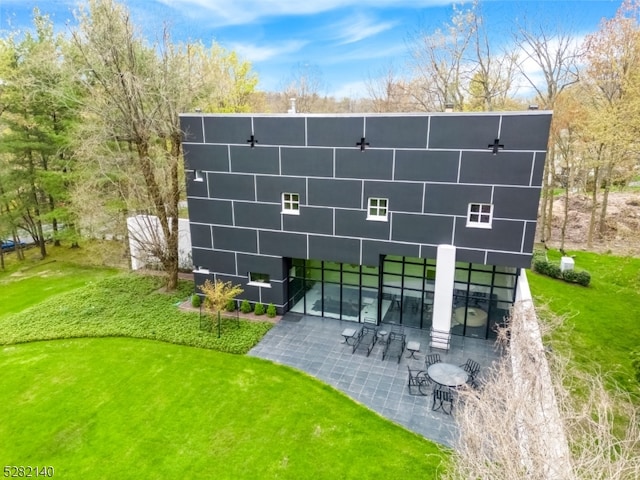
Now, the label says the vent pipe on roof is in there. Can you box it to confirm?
[288,98,297,114]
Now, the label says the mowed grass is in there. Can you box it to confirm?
[0,242,121,318]
[527,249,640,395]
[0,338,446,479]
[0,243,448,478]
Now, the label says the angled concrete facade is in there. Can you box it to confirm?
[181,112,551,336]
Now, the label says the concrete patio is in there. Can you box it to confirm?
[248,314,502,447]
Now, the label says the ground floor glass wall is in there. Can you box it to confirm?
[288,255,517,339]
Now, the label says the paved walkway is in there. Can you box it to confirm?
[248,314,501,447]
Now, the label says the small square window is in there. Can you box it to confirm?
[194,170,204,182]
[467,203,493,228]
[248,272,271,287]
[367,198,388,221]
[282,193,300,215]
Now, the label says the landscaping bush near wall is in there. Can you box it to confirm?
[532,253,591,287]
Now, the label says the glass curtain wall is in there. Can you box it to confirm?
[381,256,437,329]
[288,256,517,339]
[288,259,379,323]
[451,262,518,339]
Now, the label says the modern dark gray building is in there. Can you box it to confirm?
[180,112,552,340]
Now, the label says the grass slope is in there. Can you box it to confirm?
[0,274,272,354]
[0,338,446,479]
[528,250,640,394]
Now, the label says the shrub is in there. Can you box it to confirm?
[225,299,236,312]
[254,303,265,316]
[533,258,562,279]
[574,270,591,287]
[266,303,277,318]
[191,294,202,308]
[561,269,579,283]
[533,256,591,287]
[240,299,252,314]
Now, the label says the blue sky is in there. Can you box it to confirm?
[0,0,622,98]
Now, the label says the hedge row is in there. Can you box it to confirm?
[532,257,591,286]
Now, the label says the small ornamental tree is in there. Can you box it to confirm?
[199,279,243,338]
[266,303,277,318]
[254,303,265,315]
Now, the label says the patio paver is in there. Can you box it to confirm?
[248,314,501,447]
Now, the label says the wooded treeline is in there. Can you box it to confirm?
[1,0,639,285]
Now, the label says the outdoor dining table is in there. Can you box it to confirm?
[427,362,469,388]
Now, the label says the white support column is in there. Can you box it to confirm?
[432,245,456,341]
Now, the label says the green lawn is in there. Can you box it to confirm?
[0,242,122,319]
[0,338,446,479]
[528,249,640,395]
[0,244,448,478]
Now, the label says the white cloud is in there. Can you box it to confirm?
[226,40,308,63]
[330,13,398,45]
[330,79,370,99]
[156,0,452,26]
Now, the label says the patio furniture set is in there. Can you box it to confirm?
[341,324,483,415]
[407,356,482,415]
[341,323,420,363]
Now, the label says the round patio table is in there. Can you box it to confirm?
[427,362,469,388]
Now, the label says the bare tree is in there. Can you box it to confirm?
[406,3,476,111]
[280,62,325,113]
[365,65,416,112]
[580,0,640,243]
[445,302,640,479]
[514,13,583,245]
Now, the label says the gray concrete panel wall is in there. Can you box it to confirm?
[308,178,362,208]
[363,181,423,213]
[493,187,541,221]
[254,117,306,146]
[307,116,363,147]
[230,146,279,174]
[182,116,204,143]
[233,202,281,230]
[183,144,229,172]
[361,240,420,266]
[334,209,390,240]
[208,173,255,201]
[192,248,236,274]
[259,231,308,258]
[459,151,535,186]
[394,150,459,182]
[308,235,360,264]
[213,226,257,253]
[429,115,500,149]
[190,223,212,249]
[335,149,393,180]
[204,116,251,144]
[281,147,333,177]
[392,213,455,245]
[256,175,307,204]
[282,207,333,235]
[424,184,492,216]
[365,116,429,149]
[453,218,525,252]
[187,198,233,225]
[185,171,209,197]
[181,112,552,309]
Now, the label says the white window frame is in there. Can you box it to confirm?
[282,192,300,215]
[466,203,493,229]
[367,197,389,221]
[248,272,271,288]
